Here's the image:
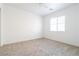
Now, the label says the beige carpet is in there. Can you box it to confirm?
[0,38,79,56]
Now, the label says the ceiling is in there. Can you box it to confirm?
[5,3,76,16]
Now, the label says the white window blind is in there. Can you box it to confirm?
[50,16,65,32]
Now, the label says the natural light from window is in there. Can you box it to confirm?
[50,16,65,32]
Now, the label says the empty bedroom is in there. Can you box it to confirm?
[0,3,79,56]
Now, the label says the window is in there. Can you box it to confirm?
[50,16,65,32]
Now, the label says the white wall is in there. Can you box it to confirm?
[1,4,79,47]
[43,4,79,47]
[0,8,1,46]
[0,3,3,46]
[2,4,42,45]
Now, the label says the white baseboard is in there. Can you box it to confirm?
[2,37,43,46]
[45,37,79,47]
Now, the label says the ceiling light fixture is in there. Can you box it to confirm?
[39,3,53,11]
[49,8,53,10]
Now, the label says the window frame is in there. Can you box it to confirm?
[50,16,65,32]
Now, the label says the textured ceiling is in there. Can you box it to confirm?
[4,3,76,16]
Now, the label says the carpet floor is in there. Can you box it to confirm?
[0,38,79,56]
